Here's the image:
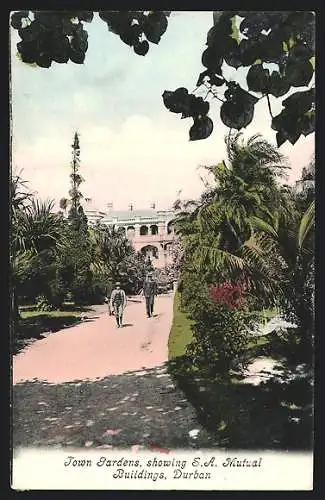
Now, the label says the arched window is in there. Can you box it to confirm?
[164,242,173,255]
[167,221,174,234]
[127,226,135,238]
[150,224,158,235]
[141,245,158,259]
[140,225,149,236]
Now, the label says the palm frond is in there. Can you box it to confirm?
[248,216,279,238]
[298,200,315,250]
[195,244,246,274]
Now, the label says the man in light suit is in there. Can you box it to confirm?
[110,282,127,328]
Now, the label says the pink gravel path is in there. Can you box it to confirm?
[13,295,174,385]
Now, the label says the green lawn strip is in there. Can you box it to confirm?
[168,291,194,360]
[18,301,89,314]
[20,310,82,320]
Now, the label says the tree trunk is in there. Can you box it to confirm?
[11,288,21,332]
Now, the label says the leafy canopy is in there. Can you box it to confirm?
[11,11,315,146]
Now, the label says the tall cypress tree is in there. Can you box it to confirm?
[68,132,88,230]
[57,132,92,304]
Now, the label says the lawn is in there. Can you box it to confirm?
[168,291,194,359]
[20,310,82,320]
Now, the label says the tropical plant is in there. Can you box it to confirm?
[90,224,134,278]
[11,181,66,322]
[251,199,315,360]
[173,133,292,307]
[10,170,34,217]
[12,198,66,254]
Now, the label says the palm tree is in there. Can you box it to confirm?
[89,224,134,283]
[10,171,34,216]
[11,193,66,325]
[250,200,315,357]
[12,199,66,254]
[173,132,293,306]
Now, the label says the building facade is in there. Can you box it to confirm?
[83,200,176,269]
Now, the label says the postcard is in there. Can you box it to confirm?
[10,10,315,491]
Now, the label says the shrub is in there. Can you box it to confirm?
[178,271,210,319]
[186,281,257,377]
[35,295,53,312]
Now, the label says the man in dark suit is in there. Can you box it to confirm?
[143,273,158,318]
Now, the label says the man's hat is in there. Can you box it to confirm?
[115,281,121,285]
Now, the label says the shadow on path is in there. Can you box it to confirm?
[13,364,212,450]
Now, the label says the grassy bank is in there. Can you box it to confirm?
[168,291,194,359]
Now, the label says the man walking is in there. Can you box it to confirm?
[143,273,158,318]
[110,282,127,328]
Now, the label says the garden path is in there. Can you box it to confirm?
[12,295,212,449]
[13,295,174,384]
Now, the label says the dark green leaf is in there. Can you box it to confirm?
[239,13,270,38]
[162,88,188,114]
[201,48,223,74]
[259,35,284,64]
[143,12,168,44]
[69,47,85,64]
[209,74,225,87]
[288,42,314,63]
[35,53,52,68]
[246,64,270,93]
[221,86,257,130]
[285,59,314,87]
[197,70,209,86]
[239,37,265,66]
[11,12,28,29]
[300,111,315,136]
[77,11,94,23]
[282,89,315,114]
[269,71,291,97]
[119,24,141,46]
[133,40,149,56]
[221,100,254,130]
[71,34,88,53]
[189,116,213,141]
[276,131,287,147]
[190,96,210,117]
[224,47,243,69]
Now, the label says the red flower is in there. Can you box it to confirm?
[209,281,246,309]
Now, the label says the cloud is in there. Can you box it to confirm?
[10,12,314,211]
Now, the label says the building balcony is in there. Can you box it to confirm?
[129,233,175,243]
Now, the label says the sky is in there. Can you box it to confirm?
[10,11,315,212]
